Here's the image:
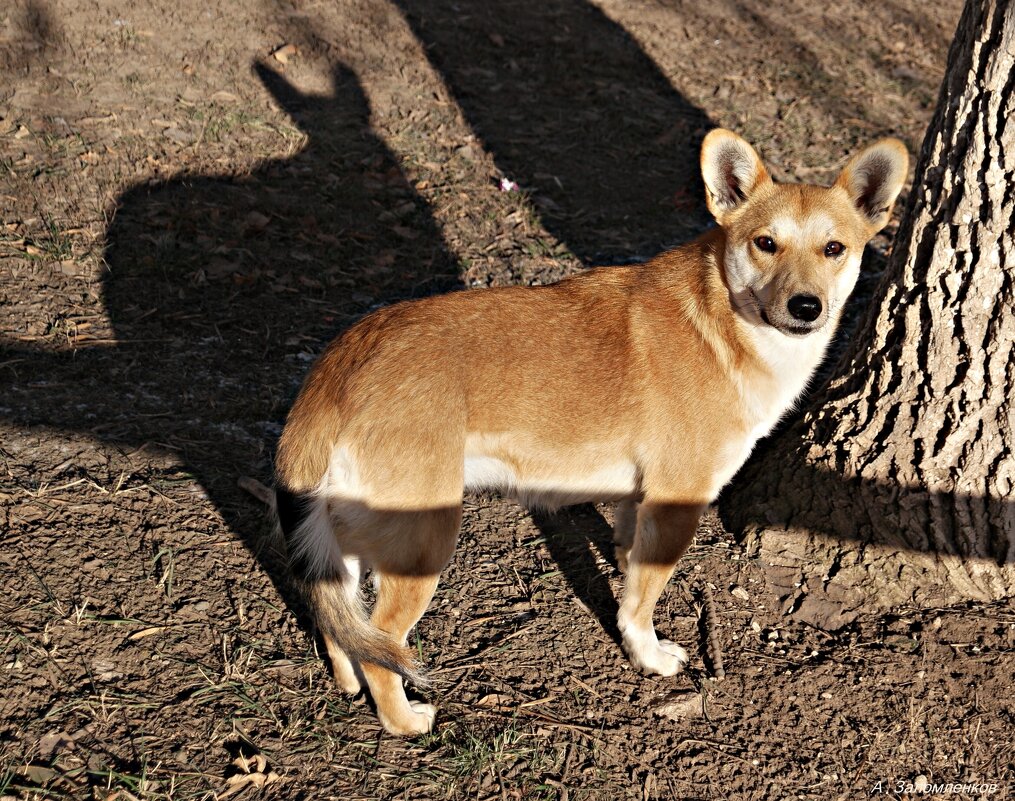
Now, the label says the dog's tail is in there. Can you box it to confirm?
[274,486,426,686]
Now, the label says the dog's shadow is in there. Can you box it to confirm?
[530,506,623,646]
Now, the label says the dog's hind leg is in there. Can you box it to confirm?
[320,555,366,694]
[358,506,461,736]
[277,487,364,692]
[277,488,399,698]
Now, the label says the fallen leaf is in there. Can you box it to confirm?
[476,693,512,708]
[391,225,419,240]
[127,626,167,641]
[244,211,270,233]
[731,586,750,601]
[17,764,56,785]
[37,731,75,760]
[77,114,118,125]
[218,753,280,799]
[272,43,298,64]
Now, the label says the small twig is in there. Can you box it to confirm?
[238,475,275,507]
[544,778,569,801]
[699,583,725,680]
[679,738,757,769]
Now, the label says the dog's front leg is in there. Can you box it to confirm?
[612,498,638,574]
[617,501,704,676]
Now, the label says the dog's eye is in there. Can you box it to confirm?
[754,236,776,253]
[824,241,845,257]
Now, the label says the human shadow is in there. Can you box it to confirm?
[0,0,62,75]
[1,60,460,609]
[392,0,713,264]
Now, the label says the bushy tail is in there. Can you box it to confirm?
[274,486,426,686]
[308,576,427,686]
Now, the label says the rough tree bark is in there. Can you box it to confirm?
[723,0,1014,629]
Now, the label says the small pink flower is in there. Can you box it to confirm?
[499,177,520,192]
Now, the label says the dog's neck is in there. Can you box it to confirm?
[701,228,838,430]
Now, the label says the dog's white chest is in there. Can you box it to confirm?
[740,325,832,428]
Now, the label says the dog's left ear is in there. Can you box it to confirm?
[835,138,909,233]
[700,129,772,224]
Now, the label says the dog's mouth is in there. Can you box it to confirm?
[759,308,818,337]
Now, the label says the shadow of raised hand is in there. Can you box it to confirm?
[2,60,459,576]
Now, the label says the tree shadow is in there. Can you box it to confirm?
[392,0,713,264]
[2,60,460,612]
[718,455,1014,629]
[384,0,721,641]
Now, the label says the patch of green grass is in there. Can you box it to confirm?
[414,718,562,800]
[113,24,141,50]
[185,105,305,156]
[0,214,76,263]
[150,546,176,601]
[190,108,260,144]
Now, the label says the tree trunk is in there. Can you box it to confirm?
[723,0,1015,630]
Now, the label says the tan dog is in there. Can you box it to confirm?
[274,129,908,735]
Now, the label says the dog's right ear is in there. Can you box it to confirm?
[700,129,771,224]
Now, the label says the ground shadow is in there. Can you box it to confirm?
[3,0,719,649]
[2,60,460,612]
[393,0,713,264]
[3,0,1008,668]
[530,506,622,645]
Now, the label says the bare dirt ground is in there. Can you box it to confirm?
[3,0,1013,799]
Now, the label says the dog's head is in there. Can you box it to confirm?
[701,129,908,336]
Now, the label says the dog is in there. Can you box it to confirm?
[274,129,908,735]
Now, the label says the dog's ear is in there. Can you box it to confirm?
[700,129,771,224]
[834,138,909,233]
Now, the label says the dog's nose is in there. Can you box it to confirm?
[787,294,822,323]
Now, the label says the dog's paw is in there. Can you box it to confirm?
[625,635,689,677]
[334,668,363,695]
[381,701,437,737]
